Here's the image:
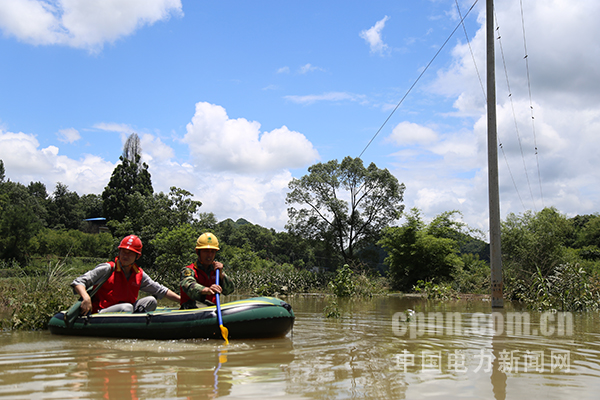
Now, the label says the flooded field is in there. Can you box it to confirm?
[1,295,599,399]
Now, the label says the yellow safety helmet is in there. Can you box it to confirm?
[195,232,220,250]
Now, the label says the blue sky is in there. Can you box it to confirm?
[1,0,599,236]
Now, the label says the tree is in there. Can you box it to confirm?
[102,152,153,223]
[47,182,82,230]
[286,156,405,264]
[378,208,465,291]
[150,223,200,288]
[123,133,142,165]
[0,181,45,262]
[107,187,208,269]
[79,194,104,219]
[501,207,573,279]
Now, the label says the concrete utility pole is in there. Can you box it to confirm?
[487,0,503,308]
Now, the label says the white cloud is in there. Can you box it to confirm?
[57,127,80,143]
[359,16,390,55]
[277,66,290,74]
[183,101,319,174]
[388,122,438,145]
[140,133,174,163]
[0,0,182,52]
[388,1,600,235]
[0,127,298,231]
[0,130,114,194]
[298,63,324,74]
[284,92,366,105]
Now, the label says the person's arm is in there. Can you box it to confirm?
[139,273,180,303]
[164,289,180,303]
[73,283,93,314]
[70,263,112,314]
[180,266,218,300]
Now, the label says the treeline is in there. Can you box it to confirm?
[2,137,600,313]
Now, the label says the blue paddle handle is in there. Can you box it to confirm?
[215,269,223,325]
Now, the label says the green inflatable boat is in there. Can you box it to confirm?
[48,297,294,340]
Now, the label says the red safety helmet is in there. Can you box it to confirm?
[118,234,143,255]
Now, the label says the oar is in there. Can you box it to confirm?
[215,269,229,344]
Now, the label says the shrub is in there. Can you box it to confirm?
[0,258,75,330]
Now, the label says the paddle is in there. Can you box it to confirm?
[215,269,229,344]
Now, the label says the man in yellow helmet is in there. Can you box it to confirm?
[179,232,235,309]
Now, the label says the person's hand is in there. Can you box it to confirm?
[80,294,92,314]
[213,261,224,270]
[201,284,222,295]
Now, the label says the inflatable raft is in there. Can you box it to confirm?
[48,297,294,340]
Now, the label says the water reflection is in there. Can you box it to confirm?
[1,296,600,399]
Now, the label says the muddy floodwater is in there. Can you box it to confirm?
[1,295,600,399]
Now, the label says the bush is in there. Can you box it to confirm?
[509,263,600,311]
[328,263,386,298]
[31,228,114,259]
[0,258,76,330]
[413,280,458,300]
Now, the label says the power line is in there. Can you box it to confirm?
[495,12,537,211]
[358,0,479,159]
[519,0,544,207]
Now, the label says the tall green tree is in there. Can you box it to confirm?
[47,182,82,230]
[0,180,45,262]
[286,156,405,264]
[102,134,153,223]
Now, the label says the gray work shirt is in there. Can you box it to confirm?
[70,263,170,299]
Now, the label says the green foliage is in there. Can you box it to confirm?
[323,298,341,318]
[286,156,405,263]
[502,207,572,279]
[328,264,356,297]
[0,180,46,263]
[102,153,154,223]
[108,188,209,270]
[30,228,114,258]
[573,214,600,248]
[450,253,490,294]
[150,223,200,289]
[501,208,600,310]
[510,263,600,311]
[0,258,75,330]
[228,268,332,295]
[327,263,385,298]
[47,183,83,230]
[379,208,465,291]
[79,193,104,219]
[216,220,317,269]
[412,280,458,300]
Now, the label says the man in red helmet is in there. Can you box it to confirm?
[71,234,180,314]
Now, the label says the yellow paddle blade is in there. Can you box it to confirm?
[220,324,229,344]
[219,349,228,364]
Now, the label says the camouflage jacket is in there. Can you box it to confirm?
[180,262,234,308]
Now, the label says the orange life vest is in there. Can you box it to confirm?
[92,258,143,313]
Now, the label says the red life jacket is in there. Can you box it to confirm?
[180,262,216,305]
[92,258,144,313]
